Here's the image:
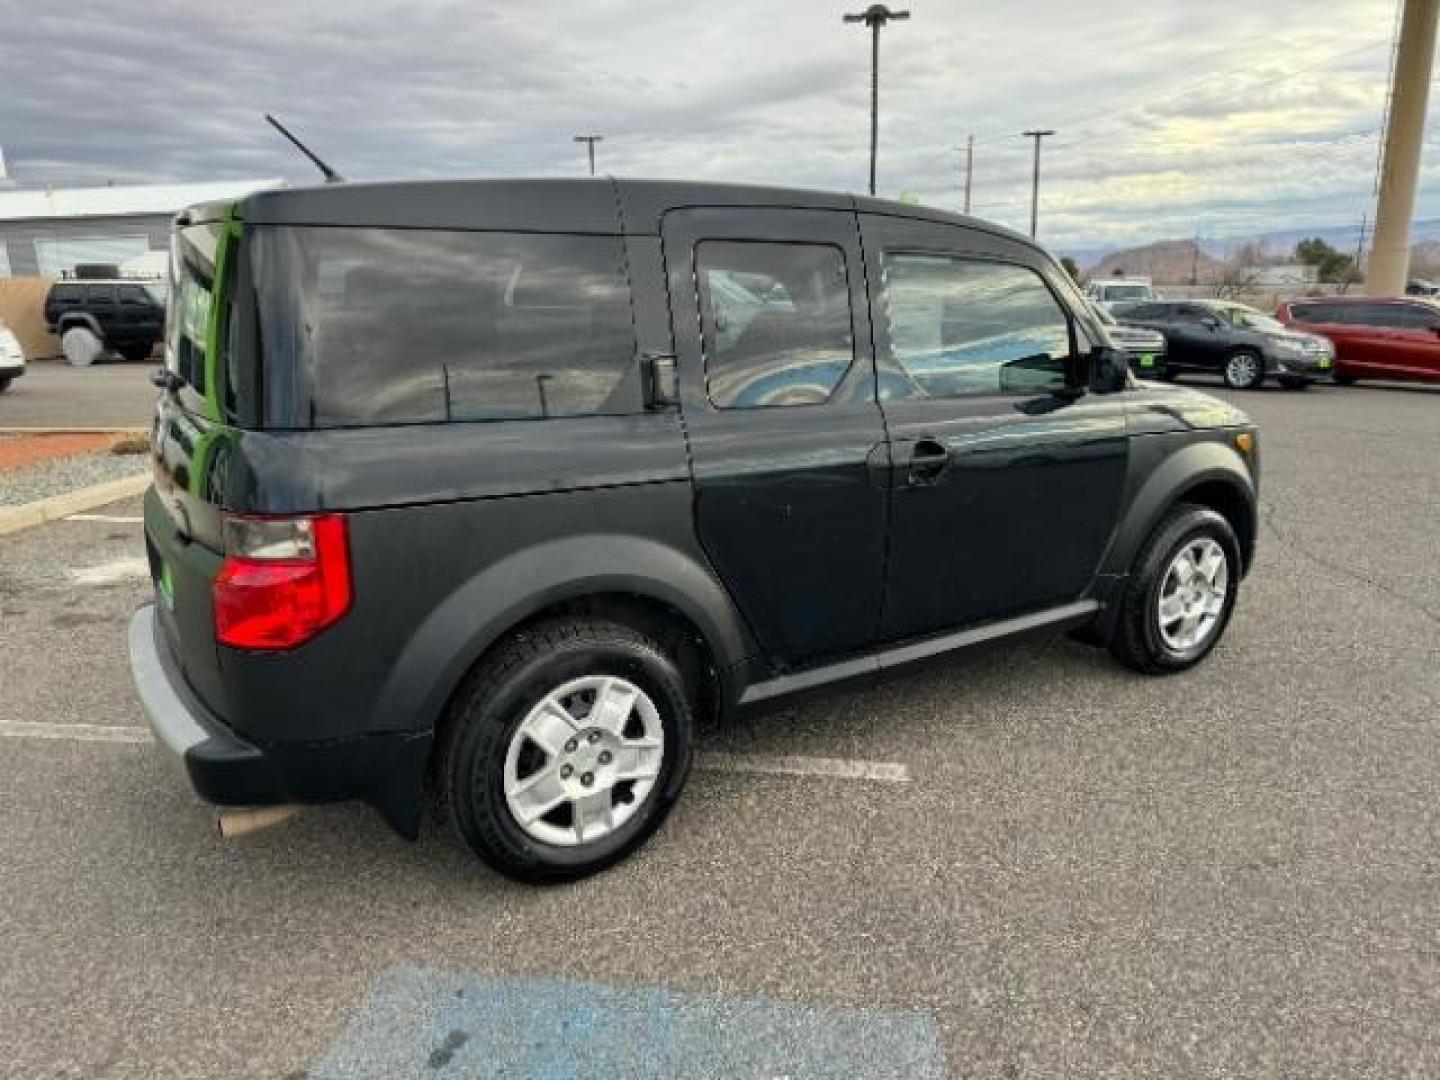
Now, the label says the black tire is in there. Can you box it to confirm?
[1333,373,1358,386]
[1278,377,1310,390]
[436,617,694,883]
[1222,349,1265,390]
[0,377,11,394]
[1109,504,1242,676]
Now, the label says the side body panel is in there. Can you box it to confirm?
[857,212,1131,640]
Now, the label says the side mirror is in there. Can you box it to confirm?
[1089,346,1130,393]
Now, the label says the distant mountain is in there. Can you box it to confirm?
[1084,240,1224,285]
[1069,218,1440,279]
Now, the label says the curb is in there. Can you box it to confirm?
[0,473,150,536]
[0,427,149,435]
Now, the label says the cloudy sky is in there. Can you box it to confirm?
[0,0,1421,252]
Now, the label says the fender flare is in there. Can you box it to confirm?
[1101,439,1257,580]
[57,313,104,339]
[369,533,753,737]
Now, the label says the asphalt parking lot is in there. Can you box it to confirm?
[0,361,157,430]
[0,379,1436,1077]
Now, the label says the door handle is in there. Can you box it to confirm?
[905,438,950,486]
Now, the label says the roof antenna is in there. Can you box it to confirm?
[263,113,345,184]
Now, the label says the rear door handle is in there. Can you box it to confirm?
[905,438,950,486]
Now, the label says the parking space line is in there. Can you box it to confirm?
[0,722,152,744]
[65,514,144,524]
[71,557,150,585]
[696,751,911,782]
[0,724,914,782]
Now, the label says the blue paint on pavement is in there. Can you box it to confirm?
[311,967,945,1079]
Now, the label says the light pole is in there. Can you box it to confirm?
[843,4,909,196]
[573,134,603,176]
[1022,129,1055,238]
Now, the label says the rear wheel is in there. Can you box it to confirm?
[1110,504,1241,675]
[1222,350,1264,390]
[0,377,11,394]
[61,327,104,367]
[436,617,694,883]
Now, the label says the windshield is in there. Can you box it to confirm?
[1217,304,1286,333]
[1100,284,1152,301]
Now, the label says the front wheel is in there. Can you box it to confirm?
[1110,504,1241,675]
[1222,350,1265,389]
[436,617,694,883]
[0,377,11,394]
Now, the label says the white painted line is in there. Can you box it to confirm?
[0,722,152,745]
[71,557,150,585]
[65,513,144,524]
[0,724,913,784]
[696,751,911,783]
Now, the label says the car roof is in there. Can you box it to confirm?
[182,176,1037,248]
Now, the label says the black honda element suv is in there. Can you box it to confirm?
[129,179,1259,882]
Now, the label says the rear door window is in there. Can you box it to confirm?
[695,240,853,408]
[249,227,639,426]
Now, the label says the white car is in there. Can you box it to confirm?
[1088,278,1157,311]
[0,320,25,393]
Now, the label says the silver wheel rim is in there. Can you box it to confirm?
[1157,537,1229,652]
[1226,353,1257,386]
[503,675,664,848]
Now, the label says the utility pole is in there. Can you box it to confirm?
[1191,223,1202,286]
[573,134,603,177]
[843,5,910,196]
[962,134,974,214]
[1368,0,1439,295]
[1022,129,1055,239]
[1354,212,1369,285]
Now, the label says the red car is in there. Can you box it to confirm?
[1275,296,1440,385]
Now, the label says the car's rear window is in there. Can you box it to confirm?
[249,226,639,427]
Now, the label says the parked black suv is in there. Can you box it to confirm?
[128,179,1259,882]
[1116,299,1333,389]
[43,279,165,366]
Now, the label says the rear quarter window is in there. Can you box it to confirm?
[250,227,639,427]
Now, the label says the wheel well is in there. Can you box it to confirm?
[437,592,723,741]
[1177,479,1255,572]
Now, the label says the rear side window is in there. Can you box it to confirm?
[878,254,1070,398]
[250,227,638,427]
[86,285,116,305]
[695,240,854,408]
[1390,304,1440,329]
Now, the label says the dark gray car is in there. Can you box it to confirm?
[128,178,1260,882]
[1118,299,1334,389]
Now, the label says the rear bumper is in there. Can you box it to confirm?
[127,605,431,835]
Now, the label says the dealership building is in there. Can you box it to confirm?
[0,177,282,279]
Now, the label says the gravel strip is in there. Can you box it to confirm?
[0,451,148,507]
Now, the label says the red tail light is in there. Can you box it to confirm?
[214,514,352,650]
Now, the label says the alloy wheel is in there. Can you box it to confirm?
[502,675,665,847]
[1156,536,1229,652]
[1224,353,1259,388]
